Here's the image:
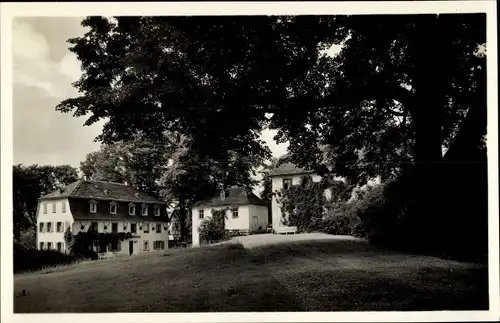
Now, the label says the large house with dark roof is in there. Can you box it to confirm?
[37,178,170,255]
[191,186,269,247]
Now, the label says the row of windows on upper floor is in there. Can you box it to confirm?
[39,221,169,234]
[198,207,239,220]
[42,200,163,217]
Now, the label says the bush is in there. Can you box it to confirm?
[14,243,80,273]
[19,227,37,249]
[323,202,362,236]
[198,209,228,244]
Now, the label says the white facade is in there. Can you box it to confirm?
[37,198,169,256]
[37,198,74,253]
[191,204,269,247]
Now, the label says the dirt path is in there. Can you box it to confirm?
[230,233,362,249]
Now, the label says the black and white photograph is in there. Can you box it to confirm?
[1,2,498,322]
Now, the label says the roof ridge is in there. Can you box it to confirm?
[90,180,128,186]
[67,179,84,196]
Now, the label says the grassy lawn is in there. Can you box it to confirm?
[14,238,488,312]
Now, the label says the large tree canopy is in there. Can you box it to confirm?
[57,15,487,254]
[58,14,486,186]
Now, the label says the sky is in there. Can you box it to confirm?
[12,17,290,170]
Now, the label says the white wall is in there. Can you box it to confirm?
[73,219,170,256]
[248,205,269,233]
[191,205,255,247]
[37,198,74,253]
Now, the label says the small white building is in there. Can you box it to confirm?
[191,187,269,247]
[36,178,170,256]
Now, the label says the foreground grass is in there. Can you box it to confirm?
[14,239,488,312]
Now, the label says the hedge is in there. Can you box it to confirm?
[14,243,97,273]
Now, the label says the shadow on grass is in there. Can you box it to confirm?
[15,243,303,313]
[14,240,488,312]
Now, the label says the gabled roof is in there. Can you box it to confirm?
[192,187,269,208]
[268,155,313,177]
[40,179,163,204]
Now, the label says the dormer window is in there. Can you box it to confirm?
[220,190,226,200]
[89,200,97,213]
[135,192,141,198]
[109,201,117,214]
[154,206,160,217]
[128,203,136,215]
[141,203,148,216]
[104,189,110,195]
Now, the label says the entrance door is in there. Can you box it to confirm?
[252,216,259,232]
[129,241,134,255]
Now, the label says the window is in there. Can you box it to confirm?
[156,224,162,233]
[154,241,165,250]
[90,201,97,213]
[129,204,136,215]
[39,222,44,233]
[154,206,160,217]
[52,203,56,213]
[56,222,63,232]
[57,242,63,252]
[39,242,44,250]
[91,222,98,232]
[283,178,293,190]
[112,223,118,233]
[142,204,148,216]
[144,240,149,250]
[47,222,53,232]
[198,209,204,219]
[43,203,47,214]
[109,202,117,214]
[232,207,239,218]
[62,201,66,213]
[144,223,150,233]
[131,223,137,234]
[47,242,53,250]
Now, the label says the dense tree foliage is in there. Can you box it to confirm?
[81,131,170,196]
[57,15,487,257]
[13,164,79,240]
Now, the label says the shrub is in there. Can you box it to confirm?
[198,209,228,244]
[14,243,79,273]
[19,227,37,249]
[64,226,75,253]
[323,202,362,236]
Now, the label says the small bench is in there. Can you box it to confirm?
[275,226,298,235]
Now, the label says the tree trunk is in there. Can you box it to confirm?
[178,196,187,241]
[404,16,449,251]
